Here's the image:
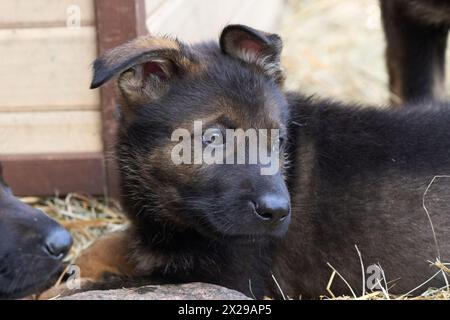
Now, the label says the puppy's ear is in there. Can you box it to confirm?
[91,35,195,112]
[0,162,3,183]
[220,24,284,84]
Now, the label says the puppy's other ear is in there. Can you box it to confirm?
[220,24,284,83]
[91,35,195,111]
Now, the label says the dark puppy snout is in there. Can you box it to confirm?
[253,194,290,224]
[43,227,72,259]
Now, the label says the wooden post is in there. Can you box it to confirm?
[1,153,105,196]
[94,0,147,199]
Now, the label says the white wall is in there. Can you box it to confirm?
[145,0,285,43]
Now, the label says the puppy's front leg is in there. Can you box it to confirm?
[74,230,138,281]
[38,230,140,299]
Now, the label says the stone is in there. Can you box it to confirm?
[60,282,251,300]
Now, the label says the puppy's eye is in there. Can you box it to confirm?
[202,128,224,146]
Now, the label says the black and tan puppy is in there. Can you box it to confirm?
[0,163,72,299]
[77,25,450,299]
[381,0,450,104]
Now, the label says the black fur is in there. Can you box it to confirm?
[275,95,450,298]
[114,41,290,298]
[90,25,450,299]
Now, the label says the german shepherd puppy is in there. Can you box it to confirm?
[381,0,450,104]
[0,163,72,299]
[77,25,450,299]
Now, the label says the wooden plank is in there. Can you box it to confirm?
[0,27,100,112]
[94,0,146,199]
[0,111,103,154]
[144,0,284,42]
[0,0,95,29]
[0,153,105,196]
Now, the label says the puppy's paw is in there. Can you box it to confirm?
[74,230,138,281]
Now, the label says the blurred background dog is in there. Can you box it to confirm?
[0,163,72,299]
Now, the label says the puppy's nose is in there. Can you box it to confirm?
[253,194,290,223]
[44,228,72,259]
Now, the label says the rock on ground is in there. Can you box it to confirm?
[61,282,251,300]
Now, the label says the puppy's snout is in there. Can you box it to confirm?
[43,227,72,259]
[253,194,290,224]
